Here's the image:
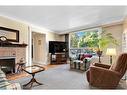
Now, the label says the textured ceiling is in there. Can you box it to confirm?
[0,6,127,34]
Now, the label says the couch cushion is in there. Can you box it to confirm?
[80,54,92,61]
[0,68,21,90]
[84,54,92,58]
[0,69,6,78]
[0,83,21,90]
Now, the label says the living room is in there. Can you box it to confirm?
[0,5,127,92]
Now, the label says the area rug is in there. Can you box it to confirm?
[10,64,89,89]
[10,64,127,89]
[6,72,29,80]
[6,64,60,80]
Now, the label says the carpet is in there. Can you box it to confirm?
[10,64,127,89]
[6,72,29,80]
[6,64,60,80]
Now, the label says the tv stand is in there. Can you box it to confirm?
[50,53,67,64]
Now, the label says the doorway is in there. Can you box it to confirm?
[32,32,46,65]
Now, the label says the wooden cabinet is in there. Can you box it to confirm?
[50,53,67,64]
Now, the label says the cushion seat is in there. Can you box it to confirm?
[70,58,91,71]
[0,69,21,90]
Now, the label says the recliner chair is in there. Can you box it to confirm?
[86,53,127,89]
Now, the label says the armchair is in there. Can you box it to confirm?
[86,53,127,89]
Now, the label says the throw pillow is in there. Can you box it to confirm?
[84,54,92,58]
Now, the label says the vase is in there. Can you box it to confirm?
[96,50,103,63]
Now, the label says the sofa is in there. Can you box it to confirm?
[69,51,92,71]
[0,69,21,90]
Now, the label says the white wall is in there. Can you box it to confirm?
[0,16,65,65]
[2,15,124,65]
[31,27,65,64]
[32,32,46,64]
[0,16,30,65]
[0,16,29,44]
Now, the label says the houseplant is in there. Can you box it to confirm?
[98,31,118,51]
[97,31,119,62]
[84,30,119,63]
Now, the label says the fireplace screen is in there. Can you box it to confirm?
[0,58,15,74]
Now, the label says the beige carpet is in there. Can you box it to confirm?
[6,72,29,80]
[10,64,127,89]
[6,64,61,80]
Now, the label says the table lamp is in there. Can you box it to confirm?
[106,48,116,64]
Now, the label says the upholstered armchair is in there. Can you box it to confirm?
[86,53,127,89]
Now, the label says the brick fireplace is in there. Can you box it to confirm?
[0,44,27,74]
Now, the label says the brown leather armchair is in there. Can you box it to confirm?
[86,53,127,89]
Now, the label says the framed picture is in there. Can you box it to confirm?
[38,40,41,45]
[0,26,19,42]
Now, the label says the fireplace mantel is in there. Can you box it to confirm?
[0,56,16,59]
[0,42,27,47]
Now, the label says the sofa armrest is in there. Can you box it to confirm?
[0,69,21,90]
[0,83,21,90]
[93,63,111,69]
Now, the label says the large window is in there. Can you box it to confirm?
[69,28,101,56]
[70,28,101,48]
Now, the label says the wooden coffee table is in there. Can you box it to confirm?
[22,65,45,88]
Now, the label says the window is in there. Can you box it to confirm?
[69,28,102,56]
[70,28,101,48]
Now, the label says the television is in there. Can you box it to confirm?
[49,41,67,53]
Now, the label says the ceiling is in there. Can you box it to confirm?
[0,6,127,34]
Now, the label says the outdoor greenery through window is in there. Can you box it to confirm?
[69,28,101,55]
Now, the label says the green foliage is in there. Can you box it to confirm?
[70,33,79,48]
[83,32,99,48]
[70,29,119,51]
[98,31,119,50]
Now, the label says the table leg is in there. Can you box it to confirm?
[17,65,20,73]
[74,62,76,69]
[23,73,43,89]
[78,62,80,70]
[23,79,33,87]
[33,78,43,85]
[84,59,87,71]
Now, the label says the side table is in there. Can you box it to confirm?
[22,65,45,89]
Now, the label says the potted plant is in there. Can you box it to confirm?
[84,30,119,63]
[98,31,119,62]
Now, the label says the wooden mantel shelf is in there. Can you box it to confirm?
[0,41,27,47]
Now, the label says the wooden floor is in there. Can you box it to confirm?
[6,64,60,80]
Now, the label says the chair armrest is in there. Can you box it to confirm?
[90,66,121,84]
[93,63,111,69]
[90,66,120,75]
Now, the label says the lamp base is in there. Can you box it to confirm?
[97,50,103,63]
[110,55,112,64]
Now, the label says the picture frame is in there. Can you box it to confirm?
[0,26,19,42]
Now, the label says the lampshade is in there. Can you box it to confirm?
[106,48,116,56]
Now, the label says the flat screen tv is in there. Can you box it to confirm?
[49,41,67,53]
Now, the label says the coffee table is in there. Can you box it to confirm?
[22,65,45,88]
